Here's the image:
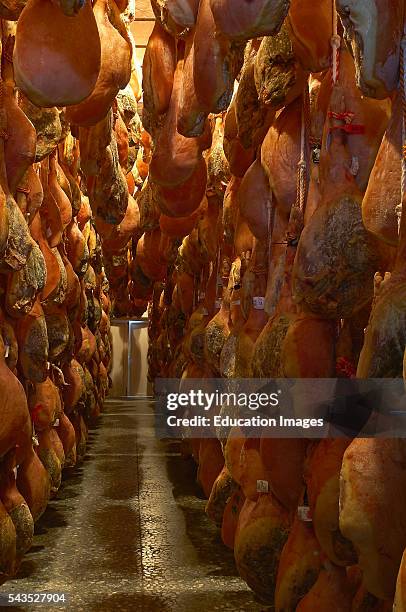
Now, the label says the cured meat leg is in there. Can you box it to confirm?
[293,54,380,319]
[234,494,290,603]
[15,297,49,383]
[14,0,101,107]
[336,0,404,99]
[0,451,33,569]
[1,30,36,197]
[65,0,132,126]
[150,57,209,189]
[0,333,32,459]
[340,439,406,599]
[223,98,255,178]
[178,0,244,137]
[275,516,322,610]
[362,91,402,247]
[239,158,271,242]
[142,21,176,122]
[286,0,333,72]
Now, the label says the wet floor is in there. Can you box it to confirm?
[3,400,270,612]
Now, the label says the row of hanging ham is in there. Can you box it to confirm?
[0,0,144,583]
[143,0,406,609]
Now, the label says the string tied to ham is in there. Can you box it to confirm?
[328,111,365,135]
[0,84,9,141]
[331,4,341,85]
[336,356,357,379]
[16,185,30,194]
[266,193,273,272]
[399,29,406,234]
[298,83,311,214]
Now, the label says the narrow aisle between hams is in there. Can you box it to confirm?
[0,0,405,610]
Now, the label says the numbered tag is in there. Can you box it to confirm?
[312,145,321,165]
[256,480,269,493]
[349,155,359,176]
[298,506,312,522]
[253,296,265,310]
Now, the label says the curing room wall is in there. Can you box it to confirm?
[110,325,129,397]
[110,322,150,397]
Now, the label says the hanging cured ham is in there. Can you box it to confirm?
[292,52,381,320]
[306,439,356,567]
[19,97,62,162]
[234,494,290,602]
[150,57,209,189]
[223,99,255,178]
[154,156,207,218]
[234,41,274,151]
[65,0,132,126]
[340,439,406,599]
[14,0,101,107]
[142,21,176,125]
[296,564,355,611]
[0,451,34,570]
[362,91,402,246]
[239,158,271,242]
[286,0,333,72]
[275,516,322,611]
[5,240,46,316]
[336,0,404,99]
[0,334,32,460]
[254,25,306,111]
[357,194,406,377]
[178,0,244,138]
[203,259,231,375]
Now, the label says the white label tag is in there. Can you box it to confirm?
[215,299,222,309]
[54,418,60,427]
[298,506,312,522]
[231,300,241,306]
[253,296,265,310]
[4,344,9,358]
[256,480,269,493]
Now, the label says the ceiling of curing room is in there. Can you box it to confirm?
[130,0,155,66]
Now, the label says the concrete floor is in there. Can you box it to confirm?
[3,400,269,612]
